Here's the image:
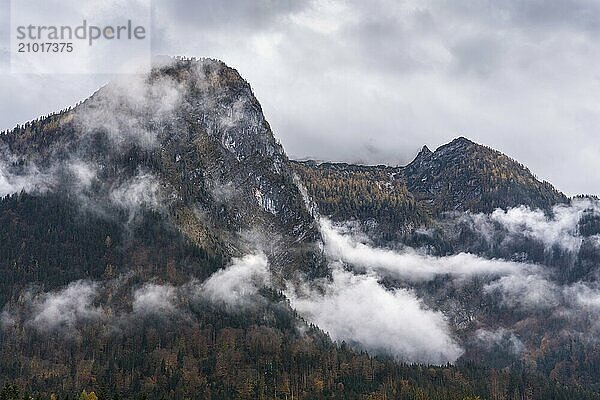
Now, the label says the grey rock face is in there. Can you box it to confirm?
[1,58,326,277]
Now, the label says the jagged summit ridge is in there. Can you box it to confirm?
[294,136,568,232]
[407,145,433,170]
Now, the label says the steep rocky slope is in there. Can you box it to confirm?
[0,58,325,282]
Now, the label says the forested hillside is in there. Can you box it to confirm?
[1,57,599,399]
[292,161,429,237]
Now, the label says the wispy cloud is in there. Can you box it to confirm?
[489,199,599,253]
[483,273,560,311]
[0,147,54,197]
[475,327,524,355]
[27,280,104,333]
[109,171,163,220]
[74,74,185,149]
[132,283,178,316]
[287,264,463,364]
[193,253,271,307]
[320,218,527,282]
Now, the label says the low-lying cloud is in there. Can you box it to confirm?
[565,282,600,310]
[2,199,599,368]
[312,211,600,364]
[320,218,528,282]
[27,280,103,333]
[0,147,54,197]
[287,264,464,364]
[109,172,163,220]
[458,198,600,258]
[0,150,100,199]
[0,148,166,226]
[489,199,600,253]
[132,283,178,316]
[1,253,274,336]
[475,328,524,355]
[484,274,561,311]
[194,253,271,307]
[74,74,185,149]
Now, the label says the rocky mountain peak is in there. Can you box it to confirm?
[450,136,474,145]
[420,144,433,154]
[1,57,325,277]
[408,145,433,169]
[80,57,284,163]
[404,137,567,213]
[432,136,477,158]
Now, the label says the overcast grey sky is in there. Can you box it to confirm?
[1,0,599,195]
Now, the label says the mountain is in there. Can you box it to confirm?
[292,137,567,238]
[403,137,568,213]
[0,58,599,400]
[1,58,325,286]
[293,144,600,392]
